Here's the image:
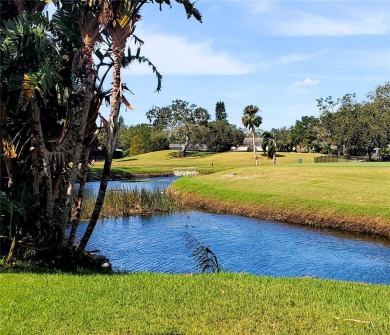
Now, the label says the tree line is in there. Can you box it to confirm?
[271,82,390,160]
[114,100,245,157]
[118,82,390,162]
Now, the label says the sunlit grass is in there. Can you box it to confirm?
[93,150,323,175]
[174,163,390,215]
[0,272,389,335]
[172,162,390,236]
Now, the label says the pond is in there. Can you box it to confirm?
[80,177,390,284]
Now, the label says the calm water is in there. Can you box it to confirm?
[80,177,390,284]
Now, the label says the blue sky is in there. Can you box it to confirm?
[106,1,390,130]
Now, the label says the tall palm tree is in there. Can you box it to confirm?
[78,0,202,251]
[61,1,101,245]
[242,105,262,165]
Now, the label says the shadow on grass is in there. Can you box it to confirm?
[116,157,138,162]
[258,153,286,158]
[168,151,217,159]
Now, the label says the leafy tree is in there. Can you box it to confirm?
[317,85,390,158]
[365,82,390,152]
[150,130,170,152]
[289,116,320,152]
[129,134,144,156]
[241,105,262,164]
[215,101,227,121]
[201,120,244,152]
[146,99,210,157]
[271,127,291,152]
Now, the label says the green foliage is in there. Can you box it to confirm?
[0,0,203,259]
[146,99,210,156]
[117,123,169,155]
[129,134,144,156]
[289,116,320,152]
[316,83,390,157]
[261,131,272,153]
[241,105,262,132]
[200,120,245,152]
[215,101,227,121]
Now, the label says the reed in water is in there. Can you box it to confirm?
[81,187,181,218]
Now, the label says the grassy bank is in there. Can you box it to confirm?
[93,150,322,175]
[92,151,390,237]
[1,272,389,335]
[171,162,390,237]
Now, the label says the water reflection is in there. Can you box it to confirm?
[79,178,390,284]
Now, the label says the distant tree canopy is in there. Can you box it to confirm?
[146,99,210,156]
[116,123,169,156]
[288,116,320,153]
[266,82,390,158]
[215,101,227,121]
[316,82,390,158]
[196,120,245,152]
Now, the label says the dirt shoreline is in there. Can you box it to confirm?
[172,190,390,240]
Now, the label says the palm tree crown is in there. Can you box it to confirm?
[242,105,262,132]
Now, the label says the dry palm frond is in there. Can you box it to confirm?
[183,232,222,273]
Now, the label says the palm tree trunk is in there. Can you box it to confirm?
[0,95,14,190]
[61,40,96,232]
[252,131,258,165]
[78,45,123,251]
[67,145,90,247]
[31,96,53,218]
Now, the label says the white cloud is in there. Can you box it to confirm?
[124,31,254,75]
[278,51,324,64]
[246,2,390,36]
[294,78,320,87]
[273,12,389,37]
[249,1,275,13]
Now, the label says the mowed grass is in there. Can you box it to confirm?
[94,150,321,175]
[172,163,390,219]
[1,272,389,335]
[172,162,390,236]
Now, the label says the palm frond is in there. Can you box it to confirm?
[183,232,222,273]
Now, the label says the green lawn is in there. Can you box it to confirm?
[1,272,389,335]
[172,162,390,237]
[95,150,322,175]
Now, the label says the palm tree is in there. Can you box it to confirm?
[78,0,202,251]
[267,138,277,165]
[242,105,262,165]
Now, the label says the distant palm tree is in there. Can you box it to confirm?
[267,138,277,165]
[242,105,262,165]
